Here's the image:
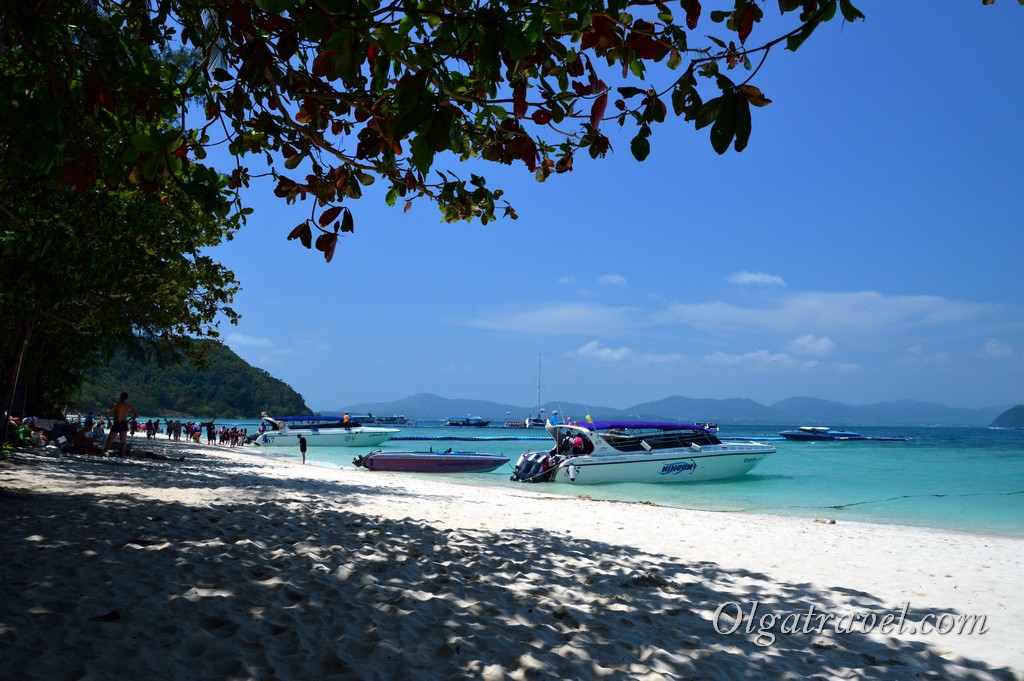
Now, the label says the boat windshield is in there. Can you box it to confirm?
[597,427,722,452]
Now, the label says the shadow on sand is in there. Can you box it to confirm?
[0,450,1016,680]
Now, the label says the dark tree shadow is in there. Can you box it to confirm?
[0,452,1017,680]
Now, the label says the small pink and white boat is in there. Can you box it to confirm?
[352,448,509,473]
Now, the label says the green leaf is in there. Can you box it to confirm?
[253,0,294,14]
[409,134,436,174]
[617,86,647,99]
[786,27,813,52]
[505,25,534,61]
[693,95,722,130]
[839,0,865,22]
[630,133,651,161]
[131,134,160,152]
[732,95,751,152]
[142,154,163,180]
[709,94,737,155]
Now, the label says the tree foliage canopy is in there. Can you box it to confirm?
[1,0,865,263]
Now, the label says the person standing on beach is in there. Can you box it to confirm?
[101,392,140,457]
[297,434,307,464]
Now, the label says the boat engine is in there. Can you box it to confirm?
[510,451,558,483]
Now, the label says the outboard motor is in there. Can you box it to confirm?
[510,451,556,482]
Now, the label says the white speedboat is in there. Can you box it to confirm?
[254,415,399,447]
[510,420,775,485]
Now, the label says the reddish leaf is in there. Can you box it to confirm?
[282,144,297,159]
[590,92,608,130]
[628,34,669,60]
[517,136,539,171]
[555,152,574,173]
[230,0,256,37]
[312,50,335,79]
[531,109,553,125]
[686,0,702,30]
[738,6,755,45]
[315,233,337,262]
[319,205,343,227]
[580,14,617,51]
[513,87,528,119]
[341,208,354,233]
[739,84,772,107]
[287,222,312,249]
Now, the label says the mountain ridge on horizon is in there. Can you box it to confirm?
[332,392,1012,427]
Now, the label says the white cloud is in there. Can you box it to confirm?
[789,334,835,356]
[226,333,274,348]
[466,303,640,335]
[981,338,1015,359]
[599,274,628,286]
[572,340,686,364]
[727,271,787,287]
[703,350,818,371]
[658,291,997,335]
[906,345,952,365]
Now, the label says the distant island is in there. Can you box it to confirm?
[342,393,1011,428]
[991,405,1024,428]
[81,348,1014,427]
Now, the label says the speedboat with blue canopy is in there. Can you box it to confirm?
[510,420,775,485]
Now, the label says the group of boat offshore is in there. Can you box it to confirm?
[247,412,906,486]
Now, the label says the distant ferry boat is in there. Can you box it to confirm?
[349,414,411,426]
[445,415,491,427]
[779,426,909,442]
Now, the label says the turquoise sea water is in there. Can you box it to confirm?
[199,421,1024,538]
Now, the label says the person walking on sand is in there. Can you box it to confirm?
[102,392,140,457]
[297,434,307,464]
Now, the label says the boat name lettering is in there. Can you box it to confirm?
[660,460,697,475]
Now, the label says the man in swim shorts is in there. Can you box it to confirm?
[102,391,141,457]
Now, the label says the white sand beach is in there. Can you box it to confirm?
[1,438,1021,680]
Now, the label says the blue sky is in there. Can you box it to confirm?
[213,2,1023,413]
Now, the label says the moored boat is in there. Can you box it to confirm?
[254,415,399,447]
[444,415,492,427]
[779,426,862,441]
[352,449,509,473]
[779,426,908,442]
[510,420,775,485]
[348,413,411,426]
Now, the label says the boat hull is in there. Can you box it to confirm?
[355,451,509,473]
[547,444,775,485]
[256,427,398,447]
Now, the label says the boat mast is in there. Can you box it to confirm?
[536,354,542,415]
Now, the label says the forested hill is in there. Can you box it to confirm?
[991,405,1024,428]
[75,342,310,418]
